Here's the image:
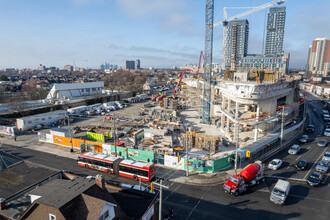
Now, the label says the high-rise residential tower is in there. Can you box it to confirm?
[307,38,330,76]
[222,19,249,70]
[264,6,286,56]
[125,60,135,70]
[135,59,141,69]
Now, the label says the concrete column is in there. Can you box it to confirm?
[254,105,260,141]
[235,101,239,142]
[220,95,225,130]
[226,99,231,135]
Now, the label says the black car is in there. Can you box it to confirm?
[326,122,330,129]
[305,125,315,133]
[295,159,307,170]
[307,172,322,186]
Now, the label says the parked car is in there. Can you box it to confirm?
[326,122,330,129]
[322,152,330,161]
[322,110,329,115]
[323,113,330,118]
[288,144,300,155]
[305,125,315,133]
[318,139,328,147]
[324,128,330,136]
[268,159,282,170]
[295,159,307,170]
[316,160,329,173]
[324,117,330,122]
[299,135,309,143]
[307,172,322,186]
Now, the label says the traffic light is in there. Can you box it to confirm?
[150,182,154,193]
[178,155,180,163]
[246,151,251,158]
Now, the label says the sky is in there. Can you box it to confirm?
[0,0,329,70]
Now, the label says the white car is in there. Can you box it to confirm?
[268,159,283,170]
[322,110,329,114]
[322,152,330,161]
[324,128,330,136]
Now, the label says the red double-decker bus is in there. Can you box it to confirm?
[77,152,155,182]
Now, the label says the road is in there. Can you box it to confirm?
[1,99,329,220]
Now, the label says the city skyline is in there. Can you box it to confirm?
[0,0,329,70]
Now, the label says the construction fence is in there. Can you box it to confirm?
[38,132,234,171]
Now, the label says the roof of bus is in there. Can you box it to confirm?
[80,152,118,162]
[120,159,153,168]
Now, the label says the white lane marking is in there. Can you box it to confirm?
[295,154,303,162]
[266,175,306,182]
[303,147,329,180]
[322,173,330,184]
[286,165,291,169]
[164,183,182,201]
[186,185,212,220]
[307,147,310,150]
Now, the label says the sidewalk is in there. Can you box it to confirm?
[0,134,79,160]
[169,168,243,186]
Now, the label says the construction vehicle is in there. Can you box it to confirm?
[223,161,265,196]
[172,51,205,97]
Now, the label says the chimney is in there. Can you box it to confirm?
[0,198,6,210]
[95,174,105,190]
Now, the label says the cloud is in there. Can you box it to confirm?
[115,0,197,35]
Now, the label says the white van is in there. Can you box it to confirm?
[270,179,290,205]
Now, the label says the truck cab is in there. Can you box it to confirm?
[270,179,290,205]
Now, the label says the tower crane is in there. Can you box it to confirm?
[201,0,288,124]
[214,0,287,27]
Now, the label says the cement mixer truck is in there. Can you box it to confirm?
[223,161,265,196]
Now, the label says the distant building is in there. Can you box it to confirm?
[63,65,73,72]
[38,64,46,71]
[100,62,118,70]
[135,59,141,69]
[306,38,330,76]
[222,19,249,70]
[46,82,104,100]
[264,6,286,56]
[125,60,135,70]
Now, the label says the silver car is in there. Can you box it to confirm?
[316,160,329,173]
[288,144,300,155]
[322,152,330,161]
[324,129,330,136]
[318,139,328,147]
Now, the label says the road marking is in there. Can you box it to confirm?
[303,147,329,180]
[164,183,182,201]
[186,185,212,220]
[266,175,306,182]
[307,147,310,150]
[286,165,291,169]
[295,154,302,162]
[322,173,330,184]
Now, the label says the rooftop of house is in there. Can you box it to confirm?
[28,177,95,209]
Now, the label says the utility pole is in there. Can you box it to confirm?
[280,106,285,148]
[67,115,74,153]
[185,124,189,177]
[153,179,169,220]
[113,114,117,157]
